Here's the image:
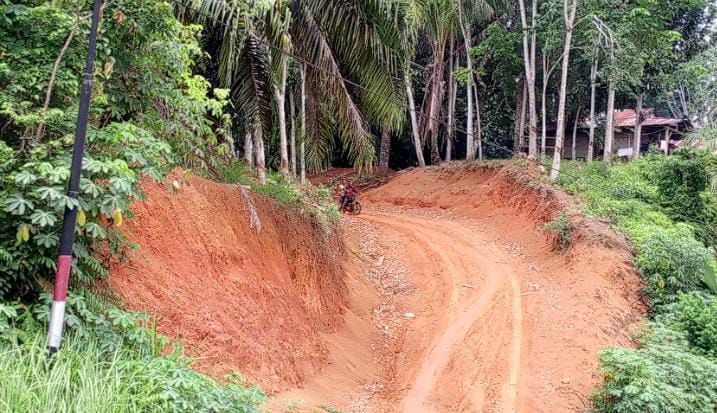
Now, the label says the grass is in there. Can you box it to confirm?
[0,322,265,413]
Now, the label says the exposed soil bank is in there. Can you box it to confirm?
[109,174,347,393]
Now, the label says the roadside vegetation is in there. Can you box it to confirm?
[555,149,717,412]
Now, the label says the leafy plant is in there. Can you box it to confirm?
[592,338,717,413]
[543,212,572,251]
[0,124,171,299]
[634,225,713,306]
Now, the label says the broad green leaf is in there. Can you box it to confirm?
[5,194,34,215]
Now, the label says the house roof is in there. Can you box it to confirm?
[614,109,684,128]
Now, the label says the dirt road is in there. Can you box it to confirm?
[344,207,526,412]
[280,165,644,412]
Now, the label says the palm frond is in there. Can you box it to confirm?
[232,33,273,138]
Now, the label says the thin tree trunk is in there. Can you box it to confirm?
[420,39,446,165]
[587,59,598,161]
[572,106,581,160]
[244,130,254,168]
[405,74,426,167]
[289,90,296,176]
[550,0,578,182]
[459,6,475,160]
[445,38,456,162]
[300,142,306,184]
[518,0,539,158]
[633,93,643,159]
[36,19,80,140]
[300,64,307,184]
[604,81,615,161]
[379,127,391,175]
[514,77,526,152]
[254,127,267,185]
[473,82,483,160]
[274,58,289,175]
[541,54,548,158]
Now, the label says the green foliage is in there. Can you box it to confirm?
[543,212,572,251]
[0,313,265,413]
[667,293,717,359]
[592,342,717,413]
[0,125,171,299]
[635,226,713,306]
[655,150,709,222]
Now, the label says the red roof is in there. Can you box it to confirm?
[614,109,682,128]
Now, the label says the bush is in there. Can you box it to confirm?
[0,126,172,300]
[670,293,717,359]
[592,343,717,413]
[634,225,713,306]
[543,213,572,250]
[655,150,709,223]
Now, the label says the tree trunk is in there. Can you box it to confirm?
[587,59,598,161]
[253,127,267,185]
[405,74,426,167]
[289,90,296,177]
[445,39,456,162]
[459,6,475,161]
[604,81,615,161]
[379,127,391,175]
[274,58,289,175]
[541,54,549,158]
[633,93,643,159]
[550,0,578,182]
[300,142,306,184]
[244,130,254,168]
[300,63,307,184]
[572,106,581,160]
[420,39,446,165]
[473,82,483,160]
[518,0,539,158]
[514,77,526,153]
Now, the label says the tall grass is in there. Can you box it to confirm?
[0,332,265,413]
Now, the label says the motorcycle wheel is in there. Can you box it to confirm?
[351,201,362,215]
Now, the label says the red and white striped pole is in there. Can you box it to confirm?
[47,0,103,354]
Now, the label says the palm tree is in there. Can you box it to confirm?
[177,0,406,176]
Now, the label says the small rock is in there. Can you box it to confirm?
[561,377,571,384]
[404,312,415,319]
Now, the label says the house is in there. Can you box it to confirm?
[534,109,691,159]
[613,109,691,157]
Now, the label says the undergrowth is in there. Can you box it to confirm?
[543,212,572,251]
[0,297,265,413]
[553,149,717,412]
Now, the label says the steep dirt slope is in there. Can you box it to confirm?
[109,174,347,393]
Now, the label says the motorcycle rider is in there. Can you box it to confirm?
[340,182,358,212]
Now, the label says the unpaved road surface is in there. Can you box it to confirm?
[272,165,644,412]
[342,207,526,412]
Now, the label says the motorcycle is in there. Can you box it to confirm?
[342,198,362,215]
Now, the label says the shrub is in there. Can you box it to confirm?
[592,343,717,413]
[634,225,713,306]
[655,150,709,223]
[543,213,572,250]
[670,293,717,359]
[0,126,172,300]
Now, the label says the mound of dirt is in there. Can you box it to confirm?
[109,173,347,393]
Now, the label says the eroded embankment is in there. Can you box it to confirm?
[109,173,347,393]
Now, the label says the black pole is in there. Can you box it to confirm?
[47,0,103,354]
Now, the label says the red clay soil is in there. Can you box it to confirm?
[277,162,645,412]
[109,173,347,393]
[111,163,645,412]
